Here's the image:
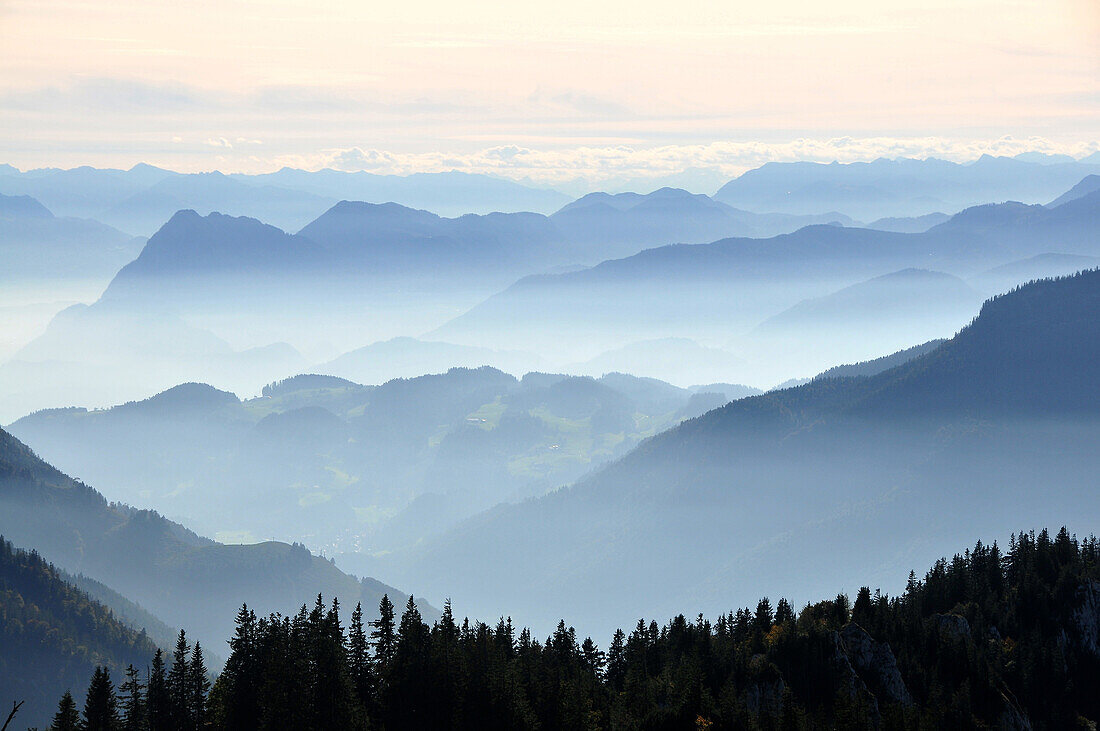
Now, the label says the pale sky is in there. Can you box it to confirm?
[1,0,1098,182]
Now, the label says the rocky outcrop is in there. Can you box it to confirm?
[741,654,786,717]
[1072,580,1100,657]
[931,612,972,645]
[840,623,915,708]
[829,631,882,724]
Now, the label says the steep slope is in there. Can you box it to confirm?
[0,426,426,653]
[387,270,1100,636]
[0,537,161,728]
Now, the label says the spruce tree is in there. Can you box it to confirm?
[50,690,80,731]
[774,597,795,626]
[606,629,627,691]
[371,594,397,672]
[119,664,146,731]
[146,649,169,731]
[348,601,373,707]
[167,630,192,729]
[83,666,121,731]
[221,604,259,729]
[189,643,210,729]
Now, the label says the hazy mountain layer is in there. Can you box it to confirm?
[0,164,569,235]
[743,269,983,374]
[7,369,726,557]
[433,190,1100,382]
[549,187,855,261]
[0,425,426,652]
[376,270,1100,636]
[714,156,1100,219]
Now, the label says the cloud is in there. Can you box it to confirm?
[268,136,1100,188]
[0,77,204,112]
[205,137,232,148]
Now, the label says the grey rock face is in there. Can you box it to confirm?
[1072,580,1100,657]
[931,612,972,644]
[840,623,915,708]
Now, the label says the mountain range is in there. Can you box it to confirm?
[0,193,143,284]
[432,187,1100,381]
[0,164,570,235]
[548,187,855,261]
[372,269,1100,636]
[7,368,735,557]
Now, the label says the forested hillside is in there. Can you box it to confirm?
[0,537,159,727]
[44,528,1100,730]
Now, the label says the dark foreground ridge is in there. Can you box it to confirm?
[44,527,1100,730]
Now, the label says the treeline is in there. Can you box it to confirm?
[44,631,209,731]
[49,529,1100,729]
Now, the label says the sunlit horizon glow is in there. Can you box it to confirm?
[2,0,1098,186]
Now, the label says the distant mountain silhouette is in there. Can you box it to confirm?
[238,168,571,217]
[0,301,305,423]
[0,163,174,222]
[0,164,570,234]
[550,187,855,261]
[1048,174,1100,207]
[713,156,1100,220]
[384,270,1100,634]
[298,200,565,277]
[99,171,335,235]
[0,425,426,653]
[745,269,982,373]
[318,337,544,384]
[865,212,949,233]
[433,191,1100,382]
[102,210,326,295]
[240,168,572,216]
[754,269,979,332]
[0,192,144,282]
[969,253,1100,295]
